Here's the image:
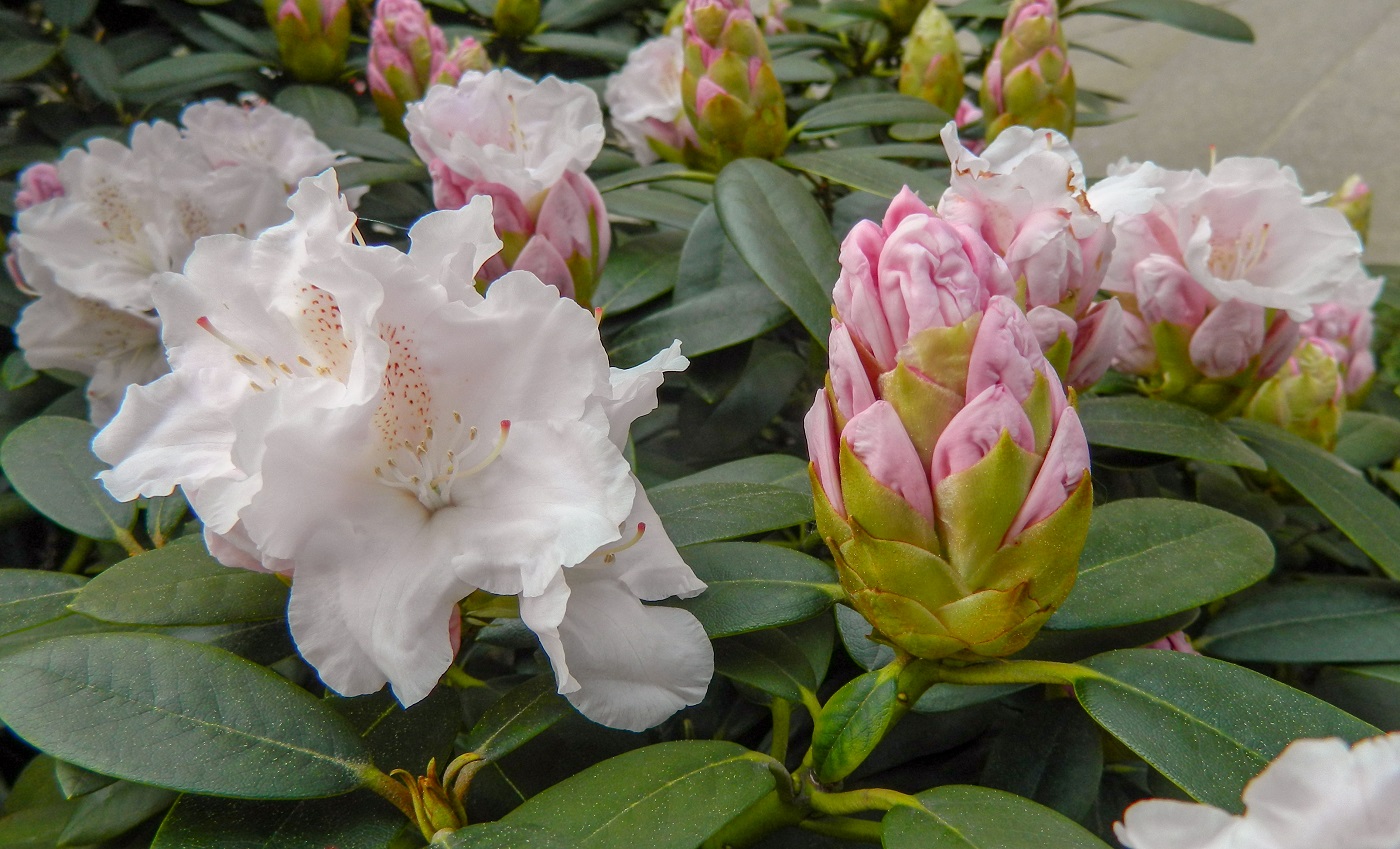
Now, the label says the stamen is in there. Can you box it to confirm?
[601,523,647,564]
[594,306,605,325]
[455,421,511,479]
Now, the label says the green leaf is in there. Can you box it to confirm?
[836,604,896,671]
[604,186,707,230]
[115,52,266,95]
[441,823,573,849]
[530,32,632,62]
[1198,578,1400,663]
[1230,418,1400,580]
[57,780,175,846]
[669,454,811,493]
[0,633,371,798]
[883,785,1110,849]
[593,164,688,193]
[1335,411,1400,469]
[0,42,59,82]
[649,482,815,547]
[1074,649,1377,811]
[333,160,428,187]
[772,54,836,84]
[782,150,944,199]
[1078,396,1265,469]
[273,85,360,131]
[151,793,403,849]
[1050,499,1273,630]
[713,626,822,703]
[810,662,903,783]
[797,93,952,138]
[0,571,86,637]
[496,741,775,849]
[70,538,287,626]
[44,0,98,28]
[592,231,681,315]
[61,36,121,104]
[607,282,790,366]
[1,416,138,541]
[197,12,277,59]
[980,699,1103,822]
[715,159,840,349]
[672,542,840,638]
[315,125,416,162]
[1070,0,1254,43]
[1312,664,1400,730]
[2,353,37,393]
[462,675,572,761]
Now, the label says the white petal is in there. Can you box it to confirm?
[407,195,500,304]
[1115,799,1240,849]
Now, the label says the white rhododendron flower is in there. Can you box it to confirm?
[1116,733,1400,849]
[94,171,712,732]
[9,99,356,424]
[604,33,693,166]
[404,69,605,202]
[1090,156,1373,323]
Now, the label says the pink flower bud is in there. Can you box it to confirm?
[844,400,935,525]
[368,0,447,105]
[930,383,1036,486]
[1144,630,1198,654]
[1189,300,1265,379]
[1114,311,1157,375]
[967,295,1057,407]
[1133,254,1210,327]
[804,389,844,516]
[1065,298,1123,388]
[1005,405,1088,540]
[1257,314,1300,380]
[513,237,575,299]
[829,322,877,421]
[15,163,64,211]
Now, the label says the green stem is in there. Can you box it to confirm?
[60,536,94,574]
[361,765,417,822]
[929,659,1095,687]
[111,527,146,558]
[796,687,823,722]
[700,789,806,849]
[769,699,791,766]
[807,786,924,817]
[798,816,883,843]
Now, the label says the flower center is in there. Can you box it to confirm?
[375,416,510,511]
[1207,223,1270,281]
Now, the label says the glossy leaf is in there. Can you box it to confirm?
[604,186,706,230]
[1231,418,1400,580]
[151,793,404,849]
[674,542,840,638]
[1198,578,1400,663]
[273,84,359,131]
[62,36,121,104]
[980,699,1103,822]
[1074,649,1377,811]
[592,231,682,315]
[883,785,1110,849]
[715,159,840,349]
[797,93,952,137]
[607,281,789,367]
[714,627,823,703]
[836,604,896,671]
[649,482,815,547]
[0,416,137,540]
[782,150,944,199]
[442,822,573,849]
[498,741,776,849]
[463,675,572,761]
[0,633,371,798]
[115,52,265,95]
[71,538,288,626]
[1071,0,1254,42]
[810,662,903,783]
[0,570,85,637]
[1078,396,1265,469]
[1335,411,1400,469]
[58,780,175,846]
[668,455,811,494]
[45,0,98,26]
[1050,499,1273,630]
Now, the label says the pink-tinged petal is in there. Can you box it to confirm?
[834,220,897,369]
[512,234,575,299]
[695,77,725,115]
[879,214,994,335]
[1133,254,1210,327]
[967,295,1050,404]
[1115,799,1239,849]
[843,400,934,525]
[14,163,63,211]
[1257,314,1300,380]
[1346,350,1376,396]
[804,389,844,515]
[521,567,713,731]
[1066,298,1124,389]
[1025,304,1077,354]
[1189,299,1265,379]
[881,186,936,233]
[829,321,877,420]
[1144,631,1198,655]
[1115,310,1158,375]
[535,172,609,271]
[930,383,1036,485]
[204,523,275,573]
[599,480,706,602]
[407,194,501,304]
[1005,405,1088,541]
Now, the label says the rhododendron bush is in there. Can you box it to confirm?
[1,0,1399,847]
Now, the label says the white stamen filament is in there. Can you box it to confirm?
[600,523,647,564]
[197,315,326,387]
[375,416,511,511]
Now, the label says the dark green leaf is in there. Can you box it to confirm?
[649,482,815,547]
[530,32,632,62]
[1050,499,1273,629]
[70,538,287,626]
[61,36,120,104]
[1075,649,1377,811]
[316,125,416,162]
[0,571,86,637]
[810,662,902,783]
[713,627,821,703]
[0,633,371,798]
[540,0,635,29]
[1312,664,1400,730]
[497,741,775,849]
[1198,578,1400,663]
[593,164,688,193]
[197,12,277,59]
[1335,411,1400,469]
[771,54,836,84]
[441,822,573,849]
[836,604,896,671]
[1079,396,1265,469]
[44,0,98,28]
[605,186,706,230]
[715,159,840,348]
[1231,418,1400,580]
[980,699,1103,822]
[672,542,840,637]
[1070,0,1254,42]
[592,231,682,315]
[883,785,1110,849]
[115,53,266,95]
[333,160,428,187]
[669,454,811,493]
[607,273,790,366]
[2,352,37,390]
[144,493,188,545]
[797,93,952,137]
[274,85,360,131]
[58,780,175,846]
[0,42,57,82]
[1,416,138,540]
[463,675,572,761]
[782,150,944,199]
[151,793,404,849]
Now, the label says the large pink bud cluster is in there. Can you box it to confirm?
[806,188,1092,662]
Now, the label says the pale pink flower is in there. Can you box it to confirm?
[604,33,696,166]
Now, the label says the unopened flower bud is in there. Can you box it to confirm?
[880,0,927,38]
[1243,338,1346,449]
[1327,174,1372,245]
[681,0,788,170]
[15,163,64,211]
[493,0,541,39]
[264,0,351,84]
[898,3,964,117]
[980,0,1075,144]
[368,0,456,136]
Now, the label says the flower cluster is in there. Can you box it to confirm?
[8,98,357,424]
[94,172,712,732]
[605,32,698,167]
[406,70,611,306]
[806,188,1092,661]
[367,0,490,136]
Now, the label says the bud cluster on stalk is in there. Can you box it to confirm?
[368,0,491,137]
[681,0,789,170]
[265,0,352,83]
[806,187,1092,663]
[898,2,964,118]
[980,0,1075,144]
